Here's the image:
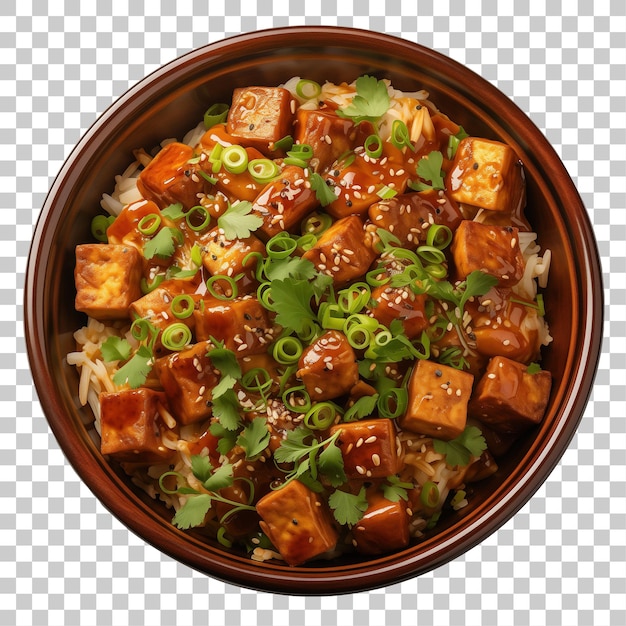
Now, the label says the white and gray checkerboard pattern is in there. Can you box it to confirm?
[2,1,624,625]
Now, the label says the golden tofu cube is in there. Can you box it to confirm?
[154,340,220,426]
[450,220,525,286]
[100,388,172,462]
[446,137,524,211]
[296,330,359,402]
[256,479,339,566]
[469,355,552,435]
[399,360,474,440]
[74,243,143,320]
[302,215,377,287]
[227,86,295,155]
[330,418,399,479]
[352,492,410,556]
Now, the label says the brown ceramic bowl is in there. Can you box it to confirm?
[25,26,603,594]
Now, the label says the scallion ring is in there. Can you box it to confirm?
[161,322,192,351]
[366,268,390,287]
[295,79,322,100]
[390,119,414,151]
[345,323,372,351]
[296,233,317,251]
[130,318,152,343]
[248,158,280,184]
[91,214,114,242]
[420,481,440,508]
[209,143,224,173]
[190,243,203,267]
[170,294,195,320]
[296,318,320,343]
[257,282,275,311]
[206,274,238,300]
[287,143,313,161]
[364,134,383,159]
[337,283,371,315]
[266,232,298,259]
[137,213,162,236]
[272,336,303,365]
[185,205,211,232]
[344,313,379,334]
[221,145,249,174]
[417,245,446,265]
[140,274,165,295]
[203,103,229,129]
[377,386,408,419]
[302,212,332,236]
[241,367,273,395]
[424,263,448,279]
[426,224,453,249]
[304,401,340,430]
[282,385,312,414]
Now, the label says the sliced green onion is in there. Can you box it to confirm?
[450,489,467,508]
[221,145,249,174]
[426,224,453,249]
[296,233,317,251]
[364,134,383,159]
[376,185,397,200]
[344,313,379,334]
[91,214,114,242]
[446,126,468,160]
[198,170,217,185]
[190,243,203,267]
[272,336,303,365]
[161,322,192,351]
[282,385,312,414]
[296,318,320,343]
[318,303,346,331]
[374,329,393,347]
[247,158,281,184]
[170,294,195,320]
[377,386,408,419]
[273,135,294,152]
[287,143,313,161]
[337,283,371,315]
[216,526,233,548]
[185,205,211,232]
[366,267,390,287]
[257,282,275,311]
[345,323,372,350]
[203,103,229,129]
[206,274,238,300]
[241,367,273,394]
[137,213,162,236]
[283,156,308,168]
[209,143,224,173]
[334,150,356,170]
[304,401,340,430]
[417,245,446,265]
[140,274,165,294]
[266,232,298,259]
[424,263,448,279]
[295,79,322,100]
[130,318,152,343]
[390,119,414,151]
[302,212,332,236]
[420,481,440,508]
[387,247,421,265]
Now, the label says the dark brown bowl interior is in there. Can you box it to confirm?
[24,26,603,594]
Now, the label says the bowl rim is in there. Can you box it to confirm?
[24,25,604,595]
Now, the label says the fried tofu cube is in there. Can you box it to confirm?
[75,243,143,320]
[330,418,400,479]
[251,165,319,240]
[193,296,277,356]
[367,189,463,250]
[154,340,220,425]
[137,142,210,210]
[368,286,428,340]
[100,388,172,462]
[352,492,410,556]
[294,108,368,174]
[296,330,359,402]
[256,479,339,566]
[302,215,377,287]
[399,360,474,441]
[450,220,525,286]
[227,86,296,156]
[469,356,552,435]
[446,137,525,212]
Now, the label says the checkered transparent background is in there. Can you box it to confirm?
[2,1,625,625]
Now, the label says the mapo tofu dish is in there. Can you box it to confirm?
[70,76,553,566]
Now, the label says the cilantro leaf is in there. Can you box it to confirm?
[272,427,315,465]
[143,226,183,260]
[217,201,263,240]
[265,256,317,282]
[381,475,413,502]
[202,462,234,492]
[211,388,242,431]
[236,417,271,460]
[415,151,445,190]
[112,345,153,388]
[317,440,346,487]
[207,344,242,380]
[100,336,132,362]
[191,454,214,483]
[343,394,379,422]
[172,493,212,530]
[209,421,238,455]
[161,202,185,221]
[309,172,337,207]
[269,278,318,334]
[458,271,499,313]
[527,362,542,374]
[433,425,487,467]
[338,75,390,123]
[328,486,368,526]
